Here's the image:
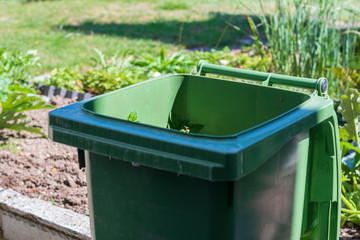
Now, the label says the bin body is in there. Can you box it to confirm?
[85,132,306,240]
[49,65,340,240]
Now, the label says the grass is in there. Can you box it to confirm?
[1,0,358,75]
[0,0,258,75]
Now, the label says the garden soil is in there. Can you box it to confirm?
[0,96,87,214]
[0,96,358,238]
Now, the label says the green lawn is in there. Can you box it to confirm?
[1,0,358,75]
[0,0,267,75]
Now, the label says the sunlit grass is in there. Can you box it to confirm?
[0,0,252,75]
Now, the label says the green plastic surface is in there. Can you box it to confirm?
[49,63,340,240]
[83,75,309,136]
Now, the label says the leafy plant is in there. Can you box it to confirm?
[0,140,20,155]
[124,110,205,134]
[131,47,194,76]
[331,68,360,99]
[0,48,39,83]
[44,47,270,96]
[167,112,204,133]
[126,110,139,123]
[0,85,53,136]
[191,47,270,72]
[45,49,145,95]
[82,49,143,94]
[339,89,360,143]
[338,88,360,226]
[48,67,84,93]
[0,48,53,137]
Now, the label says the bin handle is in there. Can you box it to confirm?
[196,60,328,96]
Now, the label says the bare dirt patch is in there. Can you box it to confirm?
[0,96,87,215]
[341,224,360,240]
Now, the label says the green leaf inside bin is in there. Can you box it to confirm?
[167,112,204,133]
[126,110,204,134]
[127,110,139,123]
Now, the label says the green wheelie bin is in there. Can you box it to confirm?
[49,61,340,240]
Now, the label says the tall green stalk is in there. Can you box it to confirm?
[256,0,358,97]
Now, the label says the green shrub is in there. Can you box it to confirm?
[331,67,360,94]
[0,48,52,136]
[82,49,144,94]
[0,48,39,83]
[46,49,145,95]
[191,47,270,71]
[48,67,84,93]
[131,47,195,76]
[82,68,135,94]
[46,47,272,94]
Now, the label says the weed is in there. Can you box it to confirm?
[167,112,204,133]
[46,49,145,95]
[47,67,84,93]
[0,48,39,83]
[131,47,194,75]
[127,110,139,123]
[192,47,270,71]
[83,49,143,94]
[0,140,20,154]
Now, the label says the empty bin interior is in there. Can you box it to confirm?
[82,75,310,136]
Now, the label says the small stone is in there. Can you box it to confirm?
[219,59,229,66]
[64,175,76,188]
[153,72,161,77]
[346,222,355,228]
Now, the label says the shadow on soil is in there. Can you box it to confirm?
[60,12,263,49]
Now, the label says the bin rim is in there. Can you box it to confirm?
[49,73,336,181]
[80,73,320,139]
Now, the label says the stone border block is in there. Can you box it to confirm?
[0,188,91,240]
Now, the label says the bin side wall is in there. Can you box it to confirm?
[233,131,308,240]
[171,76,310,136]
[85,152,234,240]
[84,131,309,240]
[83,75,184,128]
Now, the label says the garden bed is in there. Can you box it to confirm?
[0,96,87,215]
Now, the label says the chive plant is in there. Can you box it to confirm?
[256,0,358,96]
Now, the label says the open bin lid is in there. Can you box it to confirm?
[49,63,335,181]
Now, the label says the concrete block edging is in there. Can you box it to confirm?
[0,188,91,240]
